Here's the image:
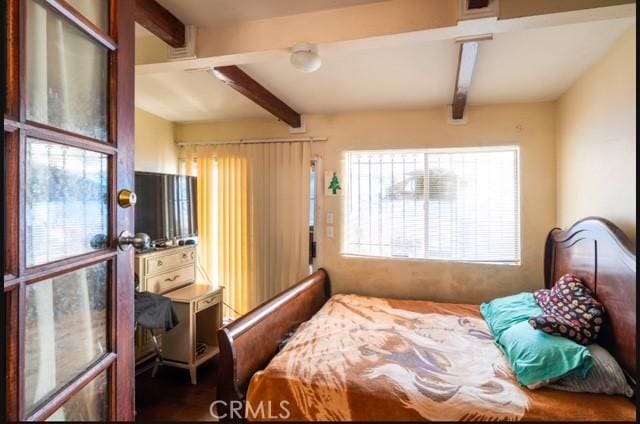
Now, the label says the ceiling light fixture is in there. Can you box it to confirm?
[206,67,231,83]
[290,42,322,73]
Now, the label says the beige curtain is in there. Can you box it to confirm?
[182,142,311,316]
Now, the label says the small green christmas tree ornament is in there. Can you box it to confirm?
[328,172,341,195]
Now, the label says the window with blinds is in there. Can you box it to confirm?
[344,146,520,263]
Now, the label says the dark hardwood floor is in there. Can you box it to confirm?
[135,359,219,421]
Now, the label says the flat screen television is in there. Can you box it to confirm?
[134,171,198,242]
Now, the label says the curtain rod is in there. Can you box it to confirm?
[177,137,327,147]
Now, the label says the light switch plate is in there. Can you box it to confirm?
[326,212,334,224]
[326,226,334,238]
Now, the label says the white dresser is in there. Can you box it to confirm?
[135,245,196,295]
[134,245,224,384]
[135,245,197,363]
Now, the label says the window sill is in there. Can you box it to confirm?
[340,253,521,267]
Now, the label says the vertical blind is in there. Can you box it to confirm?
[344,146,520,263]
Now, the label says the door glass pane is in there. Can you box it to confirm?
[65,0,108,32]
[5,1,10,115]
[46,371,109,421]
[3,134,8,274]
[25,0,108,141]
[26,139,109,267]
[24,262,108,414]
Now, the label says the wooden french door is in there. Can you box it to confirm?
[4,0,136,421]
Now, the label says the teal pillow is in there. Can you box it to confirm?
[480,292,543,339]
[497,321,593,387]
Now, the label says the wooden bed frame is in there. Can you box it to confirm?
[216,269,331,419]
[217,217,636,419]
[544,217,636,384]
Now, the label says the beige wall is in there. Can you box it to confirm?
[176,103,556,303]
[135,108,178,174]
[136,0,634,67]
[499,0,635,19]
[556,26,636,243]
[195,0,456,59]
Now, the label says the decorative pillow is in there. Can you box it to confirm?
[497,320,593,388]
[549,344,634,397]
[529,273,605,345]
[480,292,543,340]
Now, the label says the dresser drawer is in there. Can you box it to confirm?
[146,248,195,276]
[146,265,195,294]
[196,293,222,312]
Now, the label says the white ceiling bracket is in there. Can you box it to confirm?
[168,25,197,61]
[447,106,469,125]
[454,33,494,44]
[289,115,307,134]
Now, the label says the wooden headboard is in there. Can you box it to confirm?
[544,217,636,384]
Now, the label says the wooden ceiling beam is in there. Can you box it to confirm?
[212,66,302,128]
[451,41,479,120]
[135,0,185,48]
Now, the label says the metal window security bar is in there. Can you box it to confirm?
[344,146,520,264]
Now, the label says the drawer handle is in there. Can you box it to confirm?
[157,260,164,266]
[164,275,179,282]
[190,252,195,259]
[200,297,214,306]
[182,253,188,259]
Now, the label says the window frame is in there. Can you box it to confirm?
[341,145,522,265]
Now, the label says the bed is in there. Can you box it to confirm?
[216,218,636,421]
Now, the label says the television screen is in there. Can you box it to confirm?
[134,172,198,242]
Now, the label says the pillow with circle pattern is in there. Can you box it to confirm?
[528,273,605,345]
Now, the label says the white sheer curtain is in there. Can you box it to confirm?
[181,142,311,316]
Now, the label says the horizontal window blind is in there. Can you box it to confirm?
[344,147,520,263]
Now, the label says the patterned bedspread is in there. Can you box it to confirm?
[246,294,635,421]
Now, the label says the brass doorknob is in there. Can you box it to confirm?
[118,189,137,208]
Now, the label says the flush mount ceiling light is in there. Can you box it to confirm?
[290,42,322,73]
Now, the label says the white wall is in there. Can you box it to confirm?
[135,108,178,174]
[556,25,636,243]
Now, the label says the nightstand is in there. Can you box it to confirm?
[160,284,224,384]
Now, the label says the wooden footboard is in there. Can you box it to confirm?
[216,269,331,420]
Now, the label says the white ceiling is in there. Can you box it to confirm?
[468,19,632,104]
[137,0,386,32]
[135,18,635,122]
[136,70,272,122]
